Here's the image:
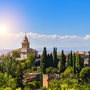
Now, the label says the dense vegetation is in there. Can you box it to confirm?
[0,48,90,90]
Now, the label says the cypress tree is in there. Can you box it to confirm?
[73,53,76,74]
[66,54,70,68]
[76,54,82,75]
[60,50,66,73]
[70,50,73,66]
[40,47,47,74]
[49,53,53,67]
[53,47,57,67]
[88,51,90,67]
[47,54,50,68]
[81,57,84,69]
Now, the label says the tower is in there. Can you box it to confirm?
[22,33,30,48]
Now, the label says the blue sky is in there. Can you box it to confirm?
[0,0,90,51]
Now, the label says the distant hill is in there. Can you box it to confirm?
[0,50,12,55]
[0,49,88,56]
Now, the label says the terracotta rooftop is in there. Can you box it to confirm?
[73,51,85,55]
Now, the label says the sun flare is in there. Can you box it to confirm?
[0,26,7,34]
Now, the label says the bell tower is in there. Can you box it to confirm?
[22,33,30,48]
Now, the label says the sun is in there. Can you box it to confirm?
[0,26,7,34]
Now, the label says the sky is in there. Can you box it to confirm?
[0,0,90,51]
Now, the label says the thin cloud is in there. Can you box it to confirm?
[0,32,90,50]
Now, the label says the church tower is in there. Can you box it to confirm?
[22,33,30,48]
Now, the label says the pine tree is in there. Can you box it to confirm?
[88,51,90,67]
[73,53,76,74]
[53,47,58,67]
[40,47,47,74]
[60,50,66,73]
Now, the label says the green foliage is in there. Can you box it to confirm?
[73,53,76,74]
[11,50,20,58]
[27,53,35,62]
[60,50,66,73]
[75,54,84,77]
[88,51,90,67]
[53,47,58,67]
[16,87,22,90]
[26,53,35,69]
[40,87,47,90]
[46,67,57,74]
[49,53,53,67]
[79,67,90,81]
[1,54,18,77]
[49,78,90,90]
[40,73,43,87]
[16,63,23,88]
[60,66,78,79]
[66,54,70,68]
[23,68,30,74]
[40,47,47,74]
[32,66,37,71]
[4,87,12,90]
[0,71,16,90]
[70,50,73,66]
[32,81,40,88]
[26,82,36,89]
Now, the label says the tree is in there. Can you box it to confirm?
[1,53,18,77]
[73,53,76,74]
[46,67,57,74]
[40,73,43,87]
[16,63,23,88]
[79,67,90,82]
[76,54,84,75]
[66,54,70,68]
[26,82,36,89]
[11,50,20,58]
[80,57,84,69]
[0,71,16,90]
[53,47,58,67]
[88,51,90,67]
[60,50,66,73]
[49,53,53,67]
[69,50,73,66]
[26,53,35,69]
[40,47,47,74]
[46,54,50,68]
[76,54,81,73]
[32,81,40,88]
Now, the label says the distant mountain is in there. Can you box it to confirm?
[0,48,88,56]
[0,50,12,55]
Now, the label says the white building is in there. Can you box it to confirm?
[17,34,38,60]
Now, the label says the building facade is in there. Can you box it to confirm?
[43,74,60,87]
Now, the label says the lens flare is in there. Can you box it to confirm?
[0,25,7,34]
